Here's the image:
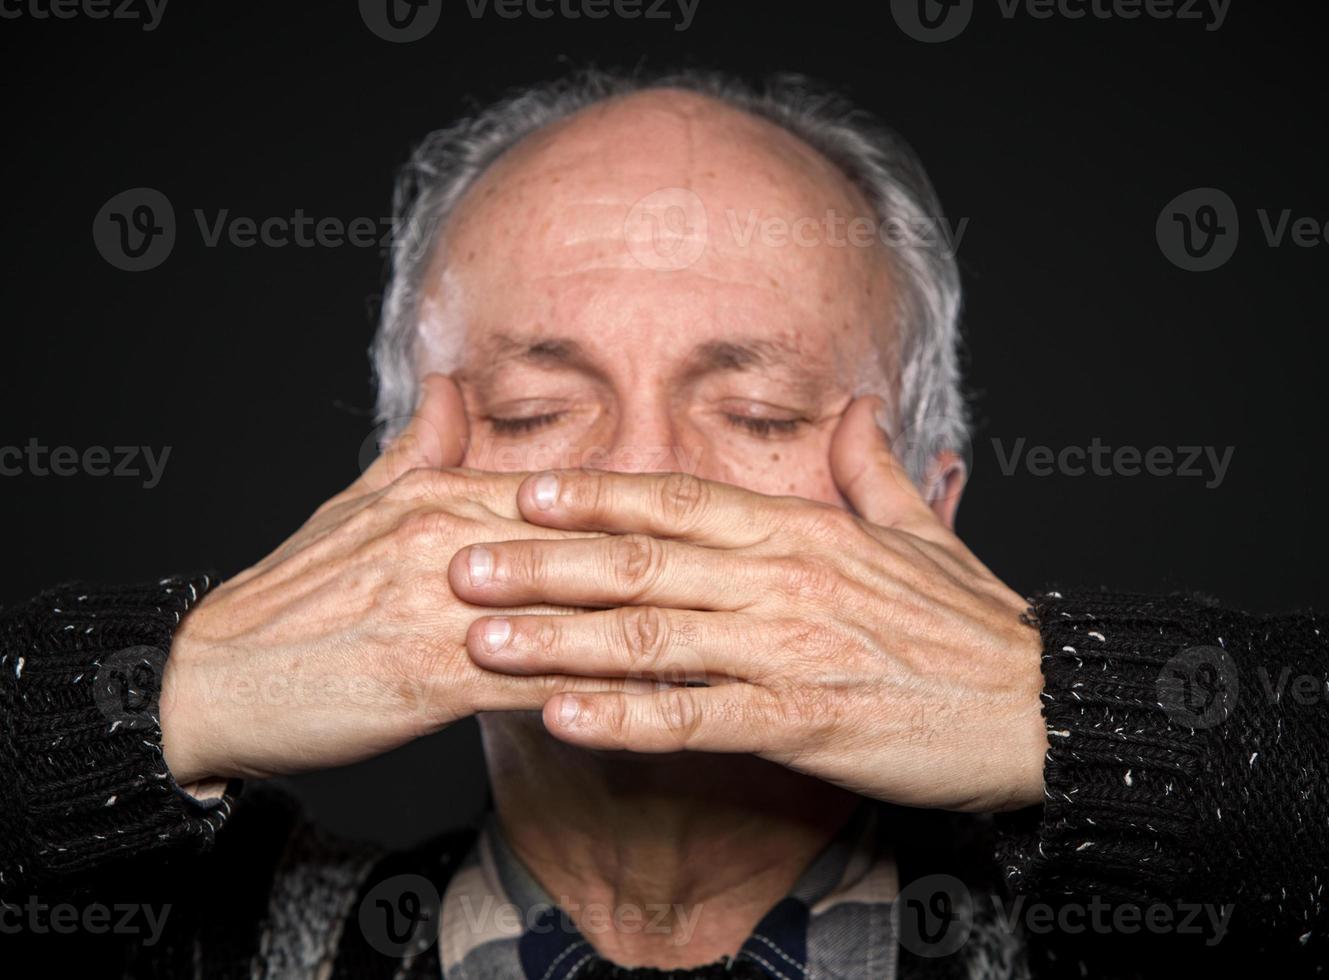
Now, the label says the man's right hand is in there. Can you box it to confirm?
[158,374,612,786]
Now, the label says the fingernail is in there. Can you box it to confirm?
[481,618,511,652]
[532,472,560,510]
[468,546,493,586]
[558,696,581,726]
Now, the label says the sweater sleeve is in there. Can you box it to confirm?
[996,590,1329,950]
[0,575,239,898]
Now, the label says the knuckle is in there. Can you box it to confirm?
[802,505,861,544]
[771,556,841,602]
[602,695,631,740]
[609,533,666,597]
[387,467,445,500]
[778,618,843,663]
[392,508,457,546]
[656,472,708,527]
[528,618,561,664]
[509,543,548,587]
[616,607,671,675]
[563,470,609,517]
[658,688,700,739]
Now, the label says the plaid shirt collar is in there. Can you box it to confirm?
[438,803,898,979]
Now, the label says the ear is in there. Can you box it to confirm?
[922,450,967,530]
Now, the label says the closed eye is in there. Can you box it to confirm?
[488,412,565,434]
[724,414,803,437]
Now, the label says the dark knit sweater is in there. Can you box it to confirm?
[2,577,1327,977]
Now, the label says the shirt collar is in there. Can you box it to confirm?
[439,803,898,980]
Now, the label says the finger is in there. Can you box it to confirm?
[543,686,771,753]
[830,396,947,539]
[359,373,469,494]
[468,669,661,714]
[448,535,760,611]
[514,470,782,548]
[466,608,756,684]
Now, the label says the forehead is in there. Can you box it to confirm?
[423,89,896,377]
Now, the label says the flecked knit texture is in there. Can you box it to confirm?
[3,579,1327,977]
[0,575,236,897]
[998,590,1329,953]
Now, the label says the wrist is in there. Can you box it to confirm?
[995,619,1049,811]
[159,614,221,788]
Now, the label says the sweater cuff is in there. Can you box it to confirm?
[996,590,1224,906]
[1,574,239,893]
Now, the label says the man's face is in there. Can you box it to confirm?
[423,89,897,506]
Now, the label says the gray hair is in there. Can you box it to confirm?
[371,68,966,488]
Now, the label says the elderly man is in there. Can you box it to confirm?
[2,70,1325,978]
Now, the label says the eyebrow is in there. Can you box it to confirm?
[465,331,830,396]
[467,333,591,371]
[682,339,801,376]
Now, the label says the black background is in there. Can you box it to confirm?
[1,0,1325,848]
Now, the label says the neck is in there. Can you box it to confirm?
[480,716,858,969]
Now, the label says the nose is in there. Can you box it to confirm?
[597,402,682,475]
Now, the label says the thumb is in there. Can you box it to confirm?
[361,373,469,491]
[830,396,935,530]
